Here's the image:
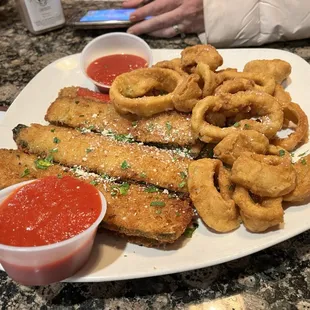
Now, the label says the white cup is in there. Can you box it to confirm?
[80,32,153,93]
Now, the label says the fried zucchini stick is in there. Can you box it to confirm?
[0,149,193,245]
[45,87,200,150]
[13,124,191,192]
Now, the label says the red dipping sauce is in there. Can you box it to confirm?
[0,176,101,247]
[0,176,105,285]
[86,54,148,86]
[77,87,110,102]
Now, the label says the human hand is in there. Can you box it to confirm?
[122,0,204,38]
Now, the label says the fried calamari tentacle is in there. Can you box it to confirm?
[214,78,255,95]
[172,74,202,112]
[271,102,309,151]
[231,152,296,198]
[181,44,223,72]
[195,63,221,97]
[191,91,284,143]
[284,154,310,202]
[216,71,276,95]
[243,59,292,84]
[153,58,188,77]
[213,131,270,166]
[188,158,240,232]
[233,186,284,233]
[273,84,292,105]
[13,124,192,193]
[110,68,182,117]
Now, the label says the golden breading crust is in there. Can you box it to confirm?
[45,93,200,148]
[0,149,193,245]
[13,124,191,192]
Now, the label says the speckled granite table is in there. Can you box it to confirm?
[1,1,310,309]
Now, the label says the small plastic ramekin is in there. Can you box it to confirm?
[0,180,107,285]
[80,32,153,93]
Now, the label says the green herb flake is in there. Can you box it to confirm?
[150,201,166,207]
[244,124,250,130]
[121,160,130,170]
[233,122,240,128]
[119,182,130,195]
[140,172,147,178]
[165,122,172,133]
[90,180,99,186]
[57,174,63,179]
[183,227,197,238]
[21,168,30,178]
[228,184,235,191]
[178,181,186,188]
[298,151,308,157]
[86,148,93,153]
[144,185,159,193]
[301,158,307,165]
[176,211,181,217]
[132,121,138,128]
[53,137,60,144]
[50,128,55,133]
[51,148,58,153]
[34,159,53,170]
[279,149,286,157]
[180,171,187,179]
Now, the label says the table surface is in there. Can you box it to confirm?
[1,1,310,309]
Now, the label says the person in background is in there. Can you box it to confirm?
[122,0,310,47]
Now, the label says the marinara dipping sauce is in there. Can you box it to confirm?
[86,54,148,87]
[0,176,106,285]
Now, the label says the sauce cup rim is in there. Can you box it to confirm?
[0,179,107,252]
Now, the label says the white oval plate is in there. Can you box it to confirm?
[0,49,310,282]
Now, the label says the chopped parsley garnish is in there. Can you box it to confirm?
[90,180,99,186]
[57,174,63,179]
[51,148,58,153]
[233,122,240,128]
[298,151,308,157]
[180,171,187,179]
[140,172,147,178]
[121,160,130,170]
[244,124,250,129]
[178,181,186,188]
[34,158,53,170]
[228,184,235,191]
[53,137,60,144]
[183,222,199,238]
[301,158,307,165]
[132,121,138,127]
[86,148,93,153]
[279,149,286,157]
[144,185,159,193]
[21,168,30,178]
[110,182,130,196]
[114,133,135,143]
[150,201,165,207]
[165,122,172,133]
[50,128,55,133]
[176,211,181,217]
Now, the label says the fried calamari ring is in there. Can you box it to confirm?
[195,63,221,97]
[153,58,188,77]
[231,152,296,197]
[214,78,255,95]
[216,71,276,95]
[233,186,284,232]
[172,74,202,112]
[270,102,309,151]
[188,158,240,232]
[213,130,269,166]
[284,154,310,202]
[181,44,223,72]
[243,59,292,84]
[273,84,292,105]
[110,68,182,117]
[191,91,284,143]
